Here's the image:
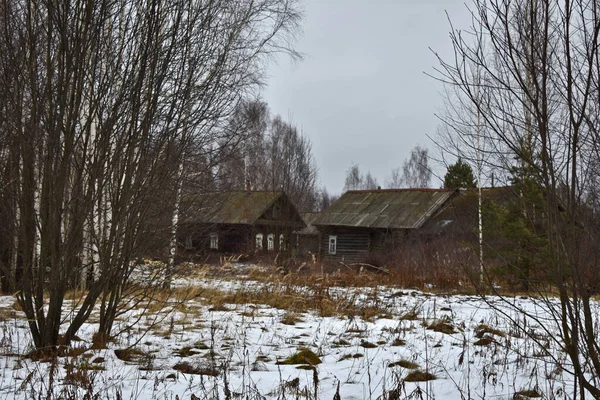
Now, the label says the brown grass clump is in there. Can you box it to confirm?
[176,346,202,357]
[427,317,457,334]
[64,368,94,387]
[339,353,364,361]
[64,289,87,301]
[514,389,541,398]
[173,362,219,376]
[333,339,351,347]
[473,336,496,346]
[400,308,420,321]
[277,348,322,365]
[0,308,18,322]
[388,360,419,369]
[404,371,437,382]
[281,312,303,326]
[391,338,406,346]
[114,348,147,363]
[61,346,87,358]
[77,361,105,371]
[11,301,23,312]
[359,340,377,349]
[475,324,505,338]
[91,332,115,349]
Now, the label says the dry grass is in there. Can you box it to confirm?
[338,353,364,361]
[277,348,322,365]
[388,359,419,369]
[359,340,378,349]
[404,370,436,382]
[281,312,303,326]
[427,317,457,334]
[473,336,495,346]
[191,281,390,320]
[173,361,219,376]
[475,324,505,338]
[114,348,148,363]
[514,389,541,398]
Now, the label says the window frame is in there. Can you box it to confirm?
[185,236,193,250]
[328,235,337,255]
[267,233,275,251]
[255,233,263,251]
[209,233,219,250]
[279,234,285,251]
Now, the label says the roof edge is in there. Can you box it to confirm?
[345,188,456,194]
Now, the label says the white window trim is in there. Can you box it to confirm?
[185,236,193,250]
[279,234,285,251]
[267,234,274,251]
[256,233,263,250]
[328,235,337,255]
[210,233,218,250]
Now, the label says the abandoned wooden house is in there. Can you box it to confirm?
[312,188,459,262]
[178,190,305,256]
[422,186,517,241]
[293,212,320,257]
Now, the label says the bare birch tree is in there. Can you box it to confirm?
[0,0,300,352]
[434,0,600,395]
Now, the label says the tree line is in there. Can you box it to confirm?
[0,0,301,353]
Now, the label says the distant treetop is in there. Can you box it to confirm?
[443,158,476,189]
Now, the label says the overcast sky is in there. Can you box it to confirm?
[262,0,473,194]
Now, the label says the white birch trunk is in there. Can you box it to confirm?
[167,161,185,289]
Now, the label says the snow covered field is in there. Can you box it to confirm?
[0,267,592,399]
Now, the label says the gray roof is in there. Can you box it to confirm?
[296,212,321,235]
[183,191,284,225]
[314,189,458,230]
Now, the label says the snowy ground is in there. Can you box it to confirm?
[0,265,592,399]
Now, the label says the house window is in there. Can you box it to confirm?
[185,236,193,250]
[267,234,274,251]
[256,234,263,251]
[210,233,218,250]
[279,234,285,251]
[328,235,337,255]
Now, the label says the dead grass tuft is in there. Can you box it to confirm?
[475,324,505,338]
[400,308,420,321]
[473,336,496,346]
[64,289,87,301]
[388,359,419,369]
[91,332,115,350]
[173,361,219,376]
[404,370,437,382]
[61,346,87,358]
[175,346,202,357]
[277,348,322,365]
[281,312,303,326]
[339,353,364,361]
[114,348,148,363]
[359,340,378,349]
[427,317,457,334]
[11,301,22,312]
[514,389,541,398]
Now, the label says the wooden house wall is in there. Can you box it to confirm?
[179,223,295,257]
[316,227,414,263]
[319,227,371,263]
[295,233,319,256]
[370,229,409,252]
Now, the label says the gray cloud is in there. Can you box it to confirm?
[263,0,472,193]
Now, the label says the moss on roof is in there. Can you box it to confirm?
[314,189,458,230]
